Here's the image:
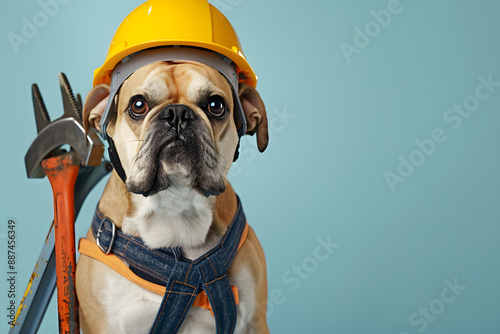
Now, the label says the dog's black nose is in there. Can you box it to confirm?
[159,104,195,127]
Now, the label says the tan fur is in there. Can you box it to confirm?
[76,61,269,333]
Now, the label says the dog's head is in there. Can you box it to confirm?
[83,60,268,197]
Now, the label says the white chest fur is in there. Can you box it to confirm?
[97,188,257,333]
[122,187,216,257]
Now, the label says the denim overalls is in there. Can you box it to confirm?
[92,197,247,334]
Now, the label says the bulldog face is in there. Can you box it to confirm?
[111,61,239,196]
[83,60,269,197]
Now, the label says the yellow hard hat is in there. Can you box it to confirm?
[93,0,257,88]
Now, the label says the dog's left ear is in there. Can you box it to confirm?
[239,83,269,152]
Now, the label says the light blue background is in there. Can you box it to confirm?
[1,0,500,333]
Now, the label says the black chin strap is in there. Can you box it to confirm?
[106,134,127,183]
[232,126,244,162]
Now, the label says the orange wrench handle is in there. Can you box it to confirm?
[41,153,80,334]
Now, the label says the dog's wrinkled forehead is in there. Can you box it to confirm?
[119,61,232,103]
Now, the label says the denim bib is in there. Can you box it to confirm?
[92,197,247,334]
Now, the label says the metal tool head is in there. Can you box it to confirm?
[59,73,83,123]
[32,83,51,134]
[25,73,105,178]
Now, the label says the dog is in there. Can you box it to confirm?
[75,59,270,333]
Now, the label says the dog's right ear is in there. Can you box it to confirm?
[238,83,269,152]
[83,83,110,134]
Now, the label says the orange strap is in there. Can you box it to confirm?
[78,223,249,315]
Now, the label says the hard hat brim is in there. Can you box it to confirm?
[94,41,257,89]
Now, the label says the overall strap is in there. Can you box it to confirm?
[198,259,238,333]
[196,199,246,333]
[149,260,202,334]
[91,210,180,286]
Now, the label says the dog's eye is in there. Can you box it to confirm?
[207,95,226,117]
[129,96,149,117]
